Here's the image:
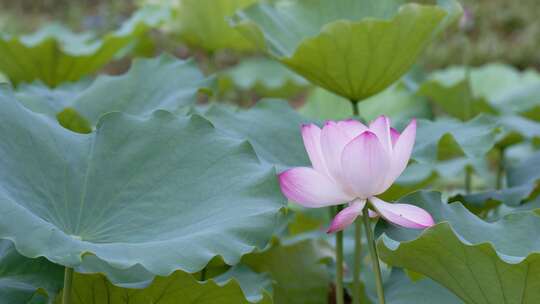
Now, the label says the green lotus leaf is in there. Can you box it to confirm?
[462,65,540,118]
[74,254,245,290]
[377,191,540,304]
[242,239,332,304]
[220,57,308,98]
[494,197,540,222]
[15,54,212,133]
[508,150,540,189]
[484,82,540,120]
[196,99,311,169]
[0,87,285,277]
[0,6,170,87]
[300,84,431,123]
[413,115,500,163]
[418,64,540,120]
[233,0,461,101]
[75,255,157,289]
[0,240,63,304]
[0,72,7,84]
[448,189,540,223]
[417,75,496,121]
[450,184,537,209]
[496,115,540,148]
[411,158,492,191]
[175,0,257,52]
[55,266,272,304]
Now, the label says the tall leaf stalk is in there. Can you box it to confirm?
[63,267,73,304]
[351,99,365,304]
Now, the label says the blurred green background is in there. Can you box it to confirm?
[2,0,539,70]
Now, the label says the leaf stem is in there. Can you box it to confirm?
[465,166,472,194]
[200,266,207,281]
[335,205,345,304]
[496,147,505,190]
[350,99,359,116]
[63,267,74,304]
[352,218,362,304]
[362,208,385,304]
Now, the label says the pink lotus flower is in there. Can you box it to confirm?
[279,116,435,233]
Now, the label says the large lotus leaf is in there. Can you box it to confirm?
[220,57,308,98]
[15,54,212,133]
[55,266,272,304]
[74,254,241,290]
[0,240,63,304]
[242,239,332,304]
[300,84,431,123]
[0,87,285,277]
[75,255,157,289]
[196,99,311,169]
[418,64,540,120]
[233,0,460,101]
[377,191,540,304]
[175,0,257,52]
[0,7,170,87]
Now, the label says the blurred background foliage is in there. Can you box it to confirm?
[2,0,539,69]
[424,0,540,69]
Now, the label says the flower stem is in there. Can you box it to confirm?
[335,205,345,304]
[362,208,385,304]
[352,218,362,304]
[63,267,74,304]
